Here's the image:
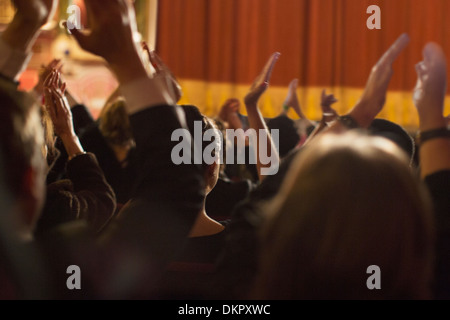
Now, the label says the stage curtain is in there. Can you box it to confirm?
[156,0,450,128]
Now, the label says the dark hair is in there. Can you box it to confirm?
[179,105,222,172]
[0,86,45,198]
[369,119,416,166]
[267,115,300,158]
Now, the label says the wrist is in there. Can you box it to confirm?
[418,114,446,132]
[347,103,376,128]
[417,127,450,145]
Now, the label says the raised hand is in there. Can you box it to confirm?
[320,90,338,123]
[283,79,305,118]
[218,98,243,130]
[69,0,141,69]
[412,43,450,178]
[350,34,410,127]
[244,52,281,107]
[2,0,59,55]
[413,43,448,131]
[35,59,62,95]
[142,42,183,103]
[12,0,58,28]
[43,70,73,138]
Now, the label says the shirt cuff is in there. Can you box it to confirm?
[119,75,176,115]
[0,33,33,82]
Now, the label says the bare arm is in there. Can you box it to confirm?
[244,53,281,180]
[413,43,450,178]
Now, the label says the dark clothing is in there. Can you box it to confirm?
[79,123,137,204]
[99,105,205,298]
[35,153,116,237]
[46,104,95,184]
[206,177,254,221]
[157,221,229,299]
[425,170,450,300]
[215,149,301,299]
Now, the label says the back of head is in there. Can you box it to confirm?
[179,105,223,172]
[369,119,416,166]
[254,132,434,299]
[99,98,134,147]
[0,86,45,203]
[267,115,300,158]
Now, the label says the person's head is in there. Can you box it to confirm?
[0,86,47,237]
[180,105,222,195]
[99,98,135,149]
[369,119,416,167]
[267,115,300,158]
[253,132,434,299]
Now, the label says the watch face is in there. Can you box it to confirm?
[339,116,359,129]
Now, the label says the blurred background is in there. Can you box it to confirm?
[1,0,450,128]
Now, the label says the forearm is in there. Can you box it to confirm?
[59,133,85,160]
[0,16,41,81]
[418,113,450,178]
[246,105,280,180]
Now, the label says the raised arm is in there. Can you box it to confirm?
[324,34,410,133]
[283,79,315,126]
[68,0,204,279]
[413,43,450,178]
[244,53,281,179]
[305,90,339,143]
[0,0,57,82]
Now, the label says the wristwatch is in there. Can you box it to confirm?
[337,115,360,129]
[417,127,450,145]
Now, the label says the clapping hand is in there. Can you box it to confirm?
[12,0,58,28]
[244,52,281,107]
[413,43,448,130]
[142,42,183,103]
[320,90,338,124]
[43,70,74,138]
[350,34,410,127]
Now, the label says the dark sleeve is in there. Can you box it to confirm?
[107,105,205,281]
[36,153,116,236]
[425,170,450,299]
[71,104,95,136]
[214,147,303,299]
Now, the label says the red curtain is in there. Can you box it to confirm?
[156,0,450,124]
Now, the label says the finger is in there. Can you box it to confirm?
[254,52,281,88]
[45,70,57,89]
[52,70,60,88]
[49,59,61,70]
[43,70,54,88]
[44,88,57,120]
[423,42,447,71]
[149,51,166,73]
[61,83,67,95]
[377,33,410,67]
[289,79,299,91]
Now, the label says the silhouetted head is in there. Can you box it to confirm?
[180,105,222,195]
[0,85,47,237]
[254,132,434,299]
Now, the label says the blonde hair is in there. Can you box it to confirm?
[253,132,435,300]
[99,98,134,147]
